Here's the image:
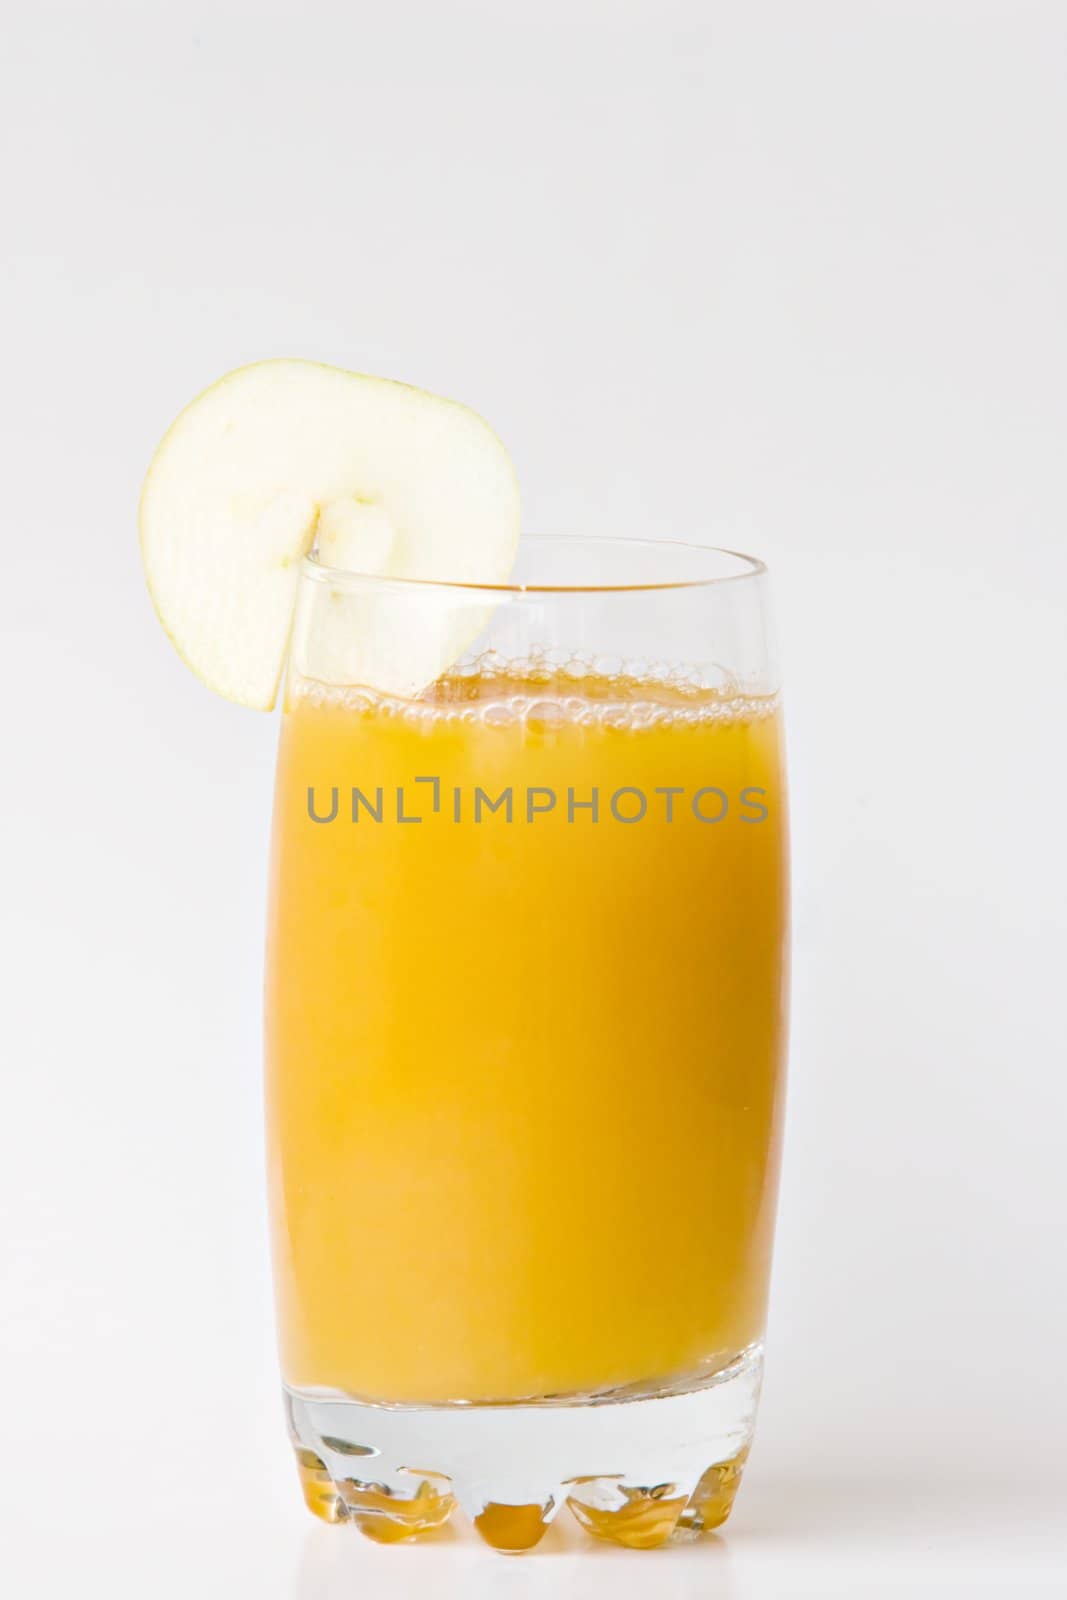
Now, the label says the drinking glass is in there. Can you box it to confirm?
[265,536,789,1551]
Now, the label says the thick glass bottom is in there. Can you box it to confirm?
[284,1342,761,1552]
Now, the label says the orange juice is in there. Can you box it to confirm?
[266,662,788,1404]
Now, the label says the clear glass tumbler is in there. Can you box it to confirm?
[265,536,789,1551]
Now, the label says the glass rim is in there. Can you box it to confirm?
[301,534,767,597]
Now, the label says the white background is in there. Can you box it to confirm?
[3,2,1066,1594]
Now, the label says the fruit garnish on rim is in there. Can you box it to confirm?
[139,360,521,708]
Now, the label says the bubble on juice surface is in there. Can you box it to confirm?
[292,651,779,729]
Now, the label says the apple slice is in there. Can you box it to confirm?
[139,360,520,708]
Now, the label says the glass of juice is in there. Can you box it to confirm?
[266,535,789,1551]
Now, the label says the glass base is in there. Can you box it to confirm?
[284,1343,761,1552]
